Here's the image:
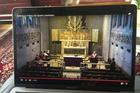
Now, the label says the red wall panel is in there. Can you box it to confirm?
[31,0,62,6]
[0,0,31,14]
[0,0,30,4]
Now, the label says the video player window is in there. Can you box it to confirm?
[13,5,136,91]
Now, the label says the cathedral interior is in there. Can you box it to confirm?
[14,14,133,84]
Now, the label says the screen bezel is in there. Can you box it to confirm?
[13,5,137,91]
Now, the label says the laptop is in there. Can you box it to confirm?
[13,5,137,91]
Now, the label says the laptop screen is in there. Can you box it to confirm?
[13,5,136,91]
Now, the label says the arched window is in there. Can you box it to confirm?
[124,15,128,27]
[113,15,117,27]
[118,15,122,27]
[129,15,133,29]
